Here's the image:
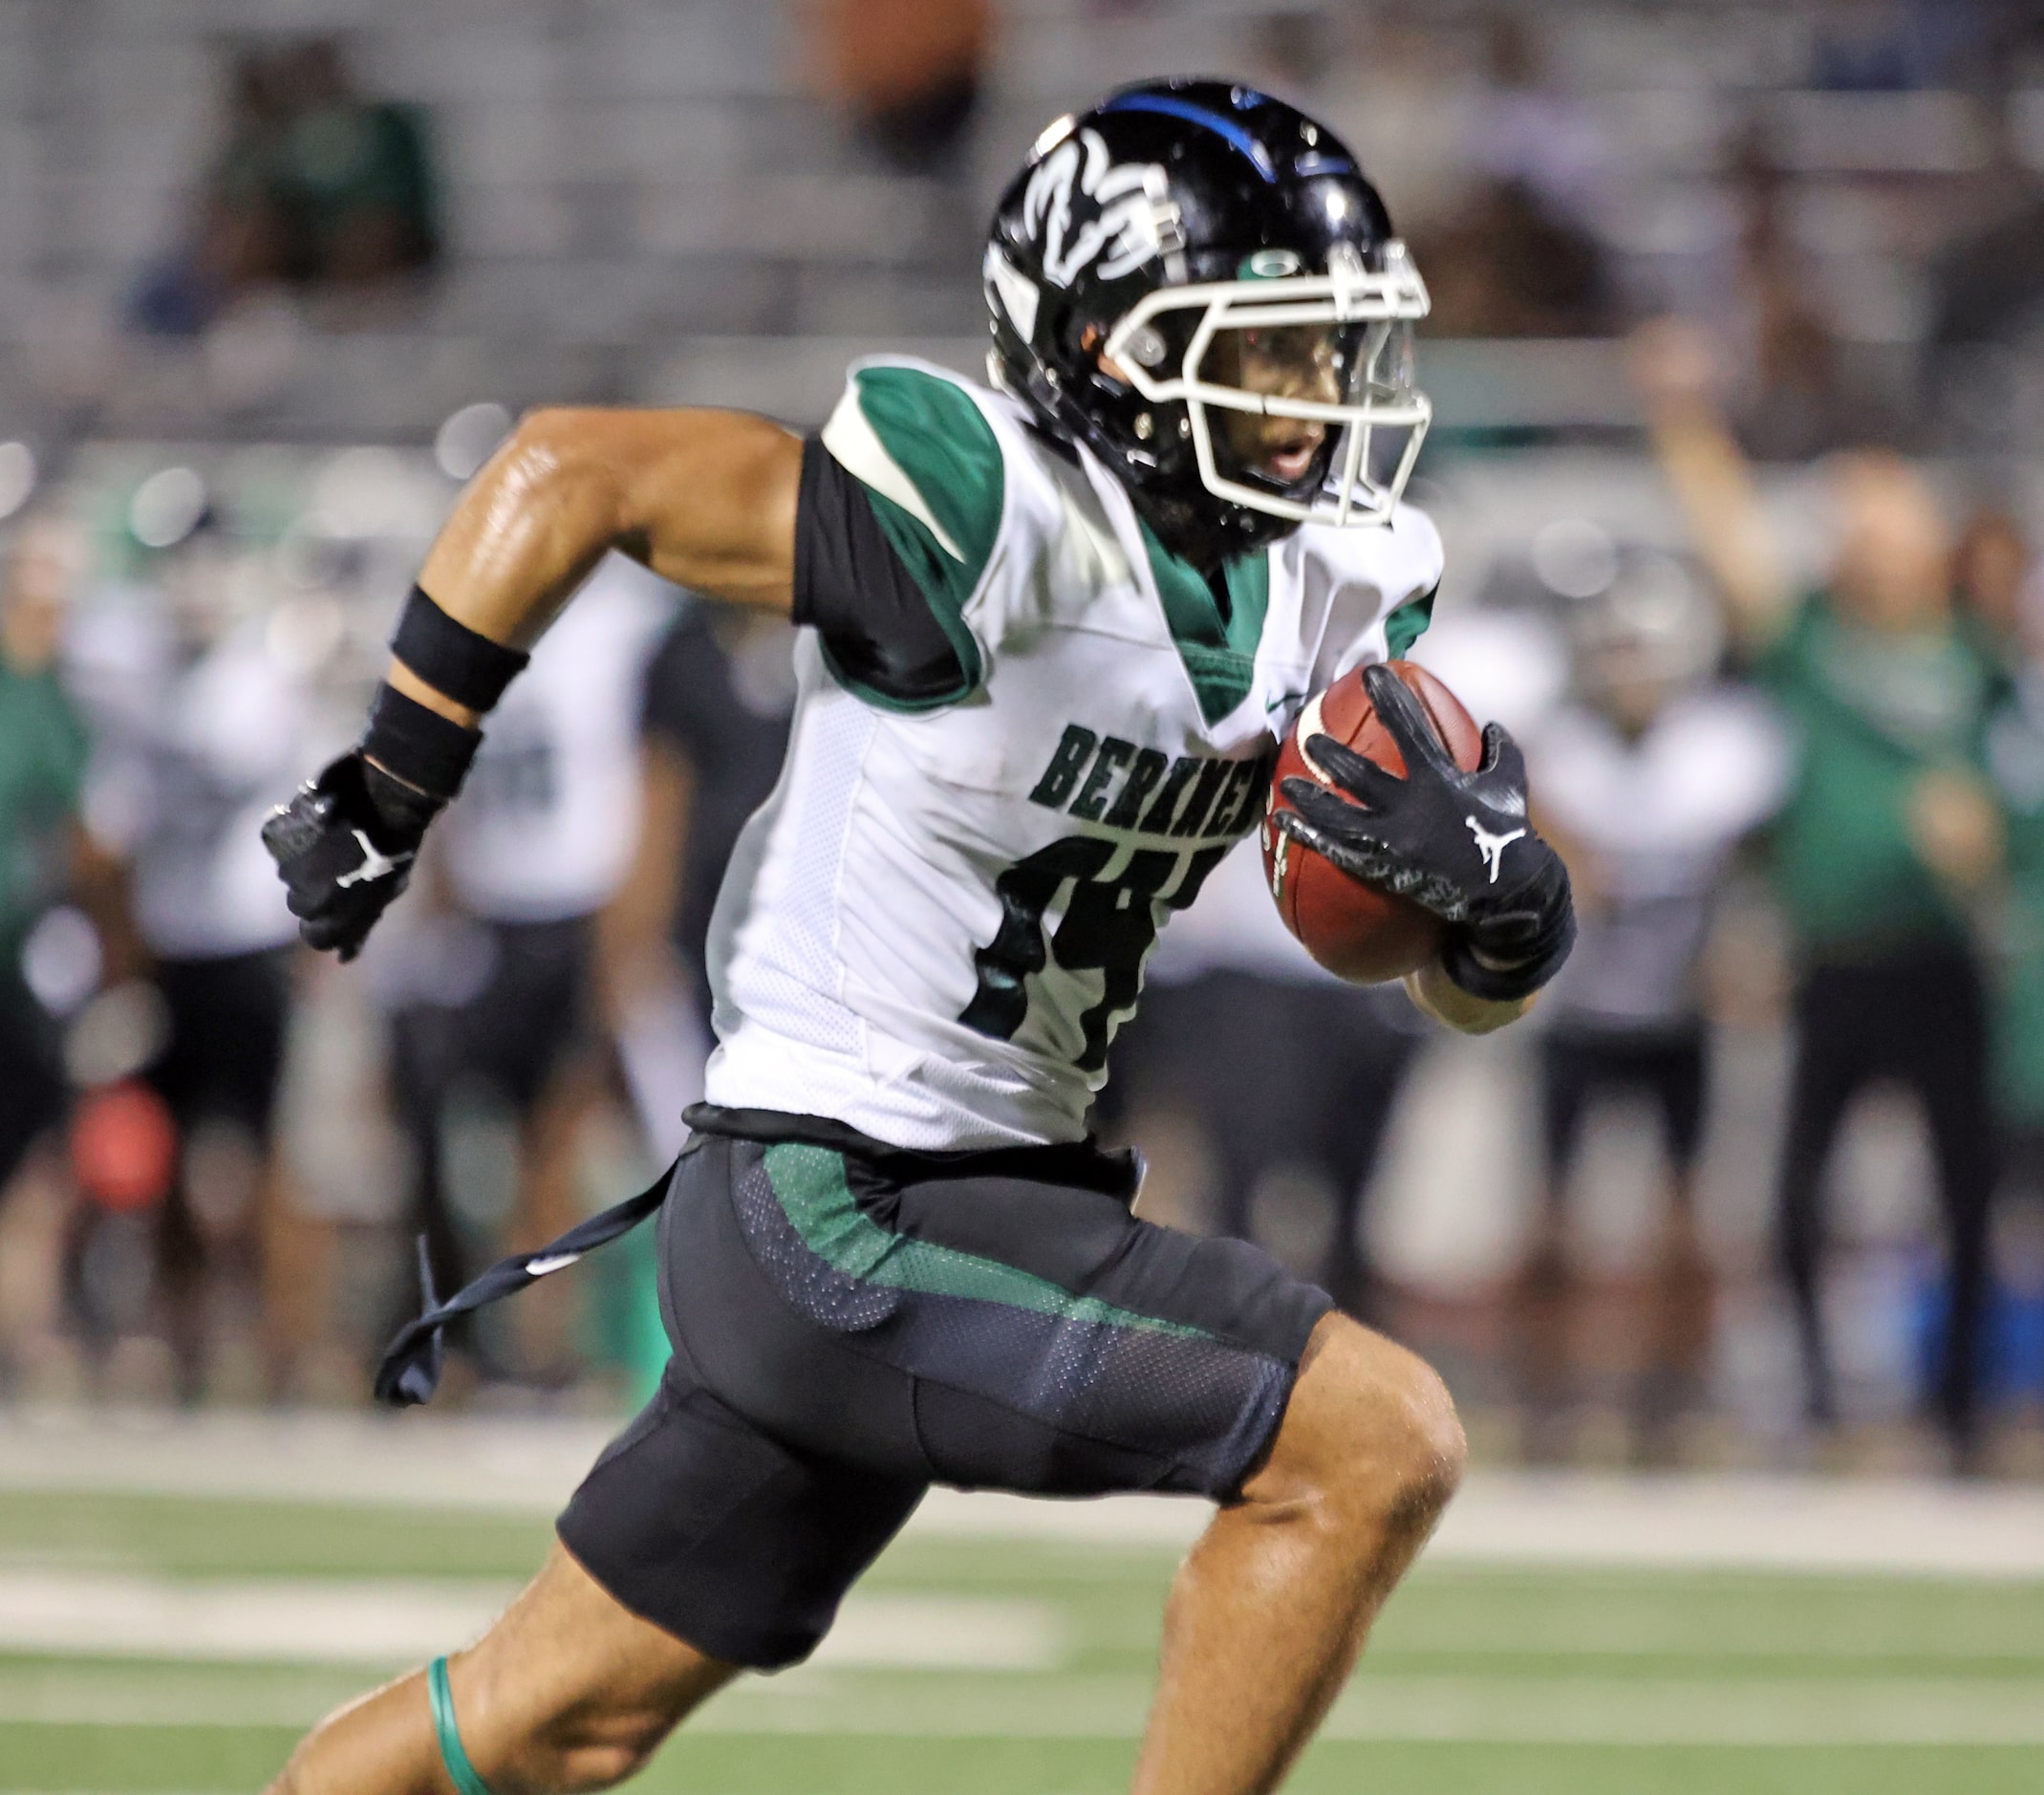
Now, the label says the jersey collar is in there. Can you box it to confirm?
[1073,442,1273,728]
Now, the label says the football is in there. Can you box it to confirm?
[1260,659,1486,984]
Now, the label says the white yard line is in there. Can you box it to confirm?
[0,1573,1060,1672]
[1431,1472,2044,1580]
[0,1411,606,1514]
[1,1569,2032,1671]
[0,1679,331,1728]
[1320,1675,2044,1747]
[687,1673,2044,1746]
[0,1571,514,1664]
[3,1410,2042,1577]
[812,1596,1064,1670]
[911,1478,2044,1578]
[7,1668,2043,1748]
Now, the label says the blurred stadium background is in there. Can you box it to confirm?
[3,0,2044,1789]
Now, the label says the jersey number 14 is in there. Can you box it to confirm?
[960,838,1229,1071]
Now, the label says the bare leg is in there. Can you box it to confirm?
[512,1060,603,1381]
[260,1154,333,1397]
[1130,1311,1464,1795]
[1634,1171,1713,1465]
[269,1542,737,1794]
[1509,1185,1575,1463]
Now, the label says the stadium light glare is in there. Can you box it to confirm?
[436,401,514,482]
[129,465,208,550]
[0,440,35,520]
[1531,517,1620,600]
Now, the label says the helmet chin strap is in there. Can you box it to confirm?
[1080,332,1303,573]
[1131,480,1296,575]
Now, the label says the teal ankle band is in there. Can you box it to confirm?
[428,1656,495,1795]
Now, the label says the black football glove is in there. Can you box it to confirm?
[1276,662,1575,1002]
[261,752,441,962]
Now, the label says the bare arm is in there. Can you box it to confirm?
[1627,320,1793,654]
[396,408,803,724]
[1404,962,1534,1034]
[263,408,801,962]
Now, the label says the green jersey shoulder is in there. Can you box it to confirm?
[801,356,1442,732]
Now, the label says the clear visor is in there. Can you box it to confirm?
[1104,243,1432,529]
[1200,318,1420,499]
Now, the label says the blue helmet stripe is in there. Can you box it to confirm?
[1099,93,1277,182]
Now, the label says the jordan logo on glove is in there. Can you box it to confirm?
[334,831,416,889]
[1465,817,1526,884]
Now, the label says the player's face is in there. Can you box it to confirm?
[1830,452,1952,631]
[1207,323,1346,486]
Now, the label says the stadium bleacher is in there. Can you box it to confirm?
[4,0,2041,443]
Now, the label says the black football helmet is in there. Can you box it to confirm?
[986,77,1431,570]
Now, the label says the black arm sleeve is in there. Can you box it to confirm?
[792,435,976,709]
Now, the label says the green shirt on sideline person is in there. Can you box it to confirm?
[0,658,88,969]
[1985,674,2044,1124]
[1756,595,2001,963]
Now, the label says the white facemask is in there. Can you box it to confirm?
[1104,240,1432,529]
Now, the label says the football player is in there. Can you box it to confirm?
[262,79,1571,1795]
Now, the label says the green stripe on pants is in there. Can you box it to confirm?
[761,1142,1211,1339]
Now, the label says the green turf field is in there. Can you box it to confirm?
[2,1484,2040,1794]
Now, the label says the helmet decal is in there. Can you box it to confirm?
[1241,249,1303,279]
[1022,128,1179,288]
[984,245,1041,339]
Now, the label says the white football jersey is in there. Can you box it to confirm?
[1528,687,1789,1029]
[441,555,676,923]
[702,357,1443,1149]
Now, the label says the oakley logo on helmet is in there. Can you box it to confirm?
[1023,127,1182,288]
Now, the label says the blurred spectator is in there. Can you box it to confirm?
[272,38,439,290]
[1636,319,2005,1467]
[1984,569,2044,1170]
[1953,505,2031,665]
[1982,574,2044,1426]
[1520,544,1790,1462]
[593,600,798,1401]
[0,519,92,1200]
[1417,12,1618,337]
[63,498,314,1400]
[381,555,670,1387]
[1723,127,1884,461]
[599,600,798,1153]
[814,0,991,173]
[1109,845,1425,1321]
[128,51,298,335]
[130,36,438,337]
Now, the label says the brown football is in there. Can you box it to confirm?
[1260,660,1485,984]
